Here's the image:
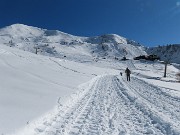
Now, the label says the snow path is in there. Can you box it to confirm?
[120,77,180,135]
[49,58,97,77]
[14,75,180,135]
[126,60,136,70]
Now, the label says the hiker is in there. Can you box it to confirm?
[125,67,131,81]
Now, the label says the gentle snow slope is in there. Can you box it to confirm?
[0,24,180,135]
[0,45,117,134]
[13,75,180,135]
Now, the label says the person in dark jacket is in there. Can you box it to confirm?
[125,67,131,81]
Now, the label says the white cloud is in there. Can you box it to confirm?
[176,1,180,7]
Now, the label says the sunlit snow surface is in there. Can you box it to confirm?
[0,45,179,135]
[0,24,179,135]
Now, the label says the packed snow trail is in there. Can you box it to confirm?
[125,59,136,70]
[15,75,180,135]
[120,76,180,135]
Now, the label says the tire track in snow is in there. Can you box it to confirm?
[14,75,180,135]
[126,60,136,70]
[0,57,74,89]
[120,76,180,135]
[31,76,101,135]
[49,58,97,77]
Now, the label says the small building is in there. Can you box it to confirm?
[134,54,160,61]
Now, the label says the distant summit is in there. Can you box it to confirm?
[0,24,43,37]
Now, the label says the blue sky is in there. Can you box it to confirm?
[0,0,180,46]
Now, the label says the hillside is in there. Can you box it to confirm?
[147,44,180,64]
[0,24,146,61]
[0,44,179,135]
[0,24,180,135]
[0,45,118,134]
[1,24,180,65]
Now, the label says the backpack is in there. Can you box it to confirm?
[125,68,131,74]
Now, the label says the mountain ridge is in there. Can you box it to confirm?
[147,44,180,64]
[0,24,180,64]
[0,24,180,135]
[0,24,146,61]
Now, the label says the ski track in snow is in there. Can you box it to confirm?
[49,58,96,77]
[16,75,180,135]
[0,57,75,89]
[126,60,136,70]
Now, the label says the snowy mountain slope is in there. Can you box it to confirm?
[0,24,180,135]
[0,45,119,134]
[0,44,178,135]
[146,44,180,64]
[0,24,146,61]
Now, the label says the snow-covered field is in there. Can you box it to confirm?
[0,44,179,135]
[0,45,117,134]
[0,24,180,135]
